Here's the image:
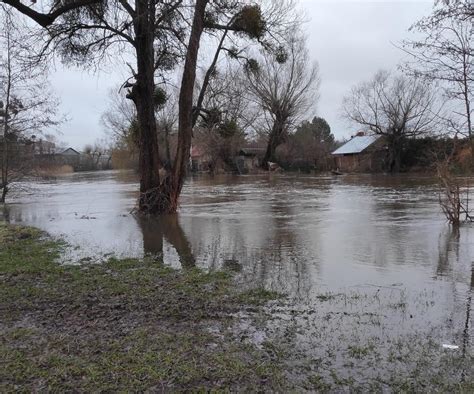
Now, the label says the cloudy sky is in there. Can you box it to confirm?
[50,0,434,150]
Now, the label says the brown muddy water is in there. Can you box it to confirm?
[2,170,473,388]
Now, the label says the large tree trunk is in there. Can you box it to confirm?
[133,0,162,214]
[262,120,285,169]
[390,149,402,173]
[192,29,228,128]
[387,135,403,173]
[165,0,209,212]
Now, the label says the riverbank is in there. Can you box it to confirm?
[1,222,473,391]
[0,223,285,391]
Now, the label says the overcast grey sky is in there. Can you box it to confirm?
[51,0,433,150]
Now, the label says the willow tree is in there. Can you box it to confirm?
[1,0,290,213]
[245,34,320,168]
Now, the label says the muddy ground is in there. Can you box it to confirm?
[1,223,473,392]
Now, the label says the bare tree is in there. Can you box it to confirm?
[197,65,259,131]
[192,0,301,128]
[101,88,137,148]
[430,0,473,24]
[402,0,473,148]
[342,70,440,172]
[156,88,178,168]
[167,1,301,210]
[191,64,259,173]
[0,9,59,202]
[1,0,290,213]
[437,157,473,226]
[399,1,473,222]
[83,138,112,170]
[245,34,320,168]
[102,85,177,168]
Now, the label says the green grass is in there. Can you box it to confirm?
[2,222,473,392]
[0,223,286,391]
[235,287,283,305]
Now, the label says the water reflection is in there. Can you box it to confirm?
[437,227,460,276]
[3,171,473,382]
[461,262,473,382]
[136,214,195,269]
[3,171,474,305]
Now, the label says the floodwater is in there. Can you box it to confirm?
[2,171,472,290]
[2,170,473,387]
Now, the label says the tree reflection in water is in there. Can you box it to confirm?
[436,226,472,380]
[135,214,195,269]
[436,227,460,277]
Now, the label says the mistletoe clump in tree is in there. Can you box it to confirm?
[1,0,297,213]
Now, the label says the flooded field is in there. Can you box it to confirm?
[2,170,473,389]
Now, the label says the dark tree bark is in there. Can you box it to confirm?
[130,0,162,214]
[387,134,403,173]
[2,0,101,27]
[2,0,279,213]
[1,16,12,204]
[1,118,9,204]
[168,0,209,211]
[163,124,172,168]
[130,0,209,214]
[262,120,285,168]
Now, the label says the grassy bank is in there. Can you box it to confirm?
[0,223,284,391]
[2,223,473,392]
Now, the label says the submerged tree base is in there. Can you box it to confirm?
[137,173,182,215]
[138,186,176,215]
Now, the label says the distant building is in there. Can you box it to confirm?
[33,143,112,171]
[235,148,265,173]
[332,133,386,172]
[33,139,57,156]
[61,147,81,156]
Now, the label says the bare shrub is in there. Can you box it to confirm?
[437,159,473,226]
